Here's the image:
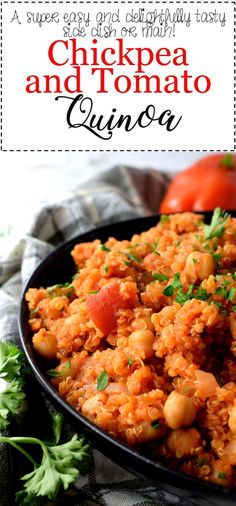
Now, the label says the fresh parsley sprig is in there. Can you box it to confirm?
[204,208,229,241]
[0,412,89,505]
[0,342,90,504]
[0,342,24,381]
[0,342,25,428]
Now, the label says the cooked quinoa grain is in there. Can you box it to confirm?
[26,210,236,487]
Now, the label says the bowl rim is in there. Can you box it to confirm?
[18,213,236,500]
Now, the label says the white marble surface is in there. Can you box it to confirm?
[1,152,204,235]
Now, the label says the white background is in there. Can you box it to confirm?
[1,1,235,151]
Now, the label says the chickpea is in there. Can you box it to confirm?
[163,391,197,429]
[228,403,236,434]
[167,428,202,458]
[128,329,155,359]
[33,329,57,359]
[185,252,215,282]
[132,317,154,332]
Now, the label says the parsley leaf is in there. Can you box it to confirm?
[163,273,181,297]
[0,344,90,504]
[227,287,235,301]
[0,343,25,428]
[163,285,174,296]
[127,358,134,368]
[126,253,142,263]
[98,244,110,252]
[47,361,71,378]
[175,285,194,305]
[160,215,170,223]
[97,370,109,391]
[0,379,25,429]
[0,342,24,382]
[152,273,169,282]
[217,472,226,480]
[194,287,210,301]
[212,253,222,265]
[172,272,182,289]
[204,208,229,240]
[8,413,89,504]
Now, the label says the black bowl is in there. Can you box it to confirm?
[19,214,236,506]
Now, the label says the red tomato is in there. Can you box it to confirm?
[86,283,134,334]
[160,154,236,213]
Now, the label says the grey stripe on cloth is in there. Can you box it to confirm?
[0,166,212,506]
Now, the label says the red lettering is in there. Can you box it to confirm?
[194,75,211,93]
[156,48,171,66]
[91,68,113,92]
[48,40,68,66]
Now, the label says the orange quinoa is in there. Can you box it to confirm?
[26,210,236,487]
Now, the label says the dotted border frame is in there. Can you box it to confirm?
[0,0,235,152]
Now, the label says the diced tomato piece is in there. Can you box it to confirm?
[87,283,134,334]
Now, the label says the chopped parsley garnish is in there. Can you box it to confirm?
[126,253,142,263]
[232,306,236,313]
[194,287,210,301]
[97,370,109,391]
[175,285,194,305]
[127,358,134,368]
[151,240,160,251]
[163,285,174,297]
[172,272,182,289]
[192,257,198,265]
[151,420,161,429]
[164,273,211,305]
[104,265,109,273]
[204,208,229,241]
[89,290,99,294]
[218,472,226,480]
[64,282,73,289]
[212,253,222,264]
[160,215,170,223]
[152,273,169,282]
[47,361,71,378]
[227,287,235,301]
[163,273,181,297]
[215,282,235,302]
[124,261,131,267]
[98,244,111,252]
[47,282,74,297]
[47,284,64,294]
[30,307,38,316]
